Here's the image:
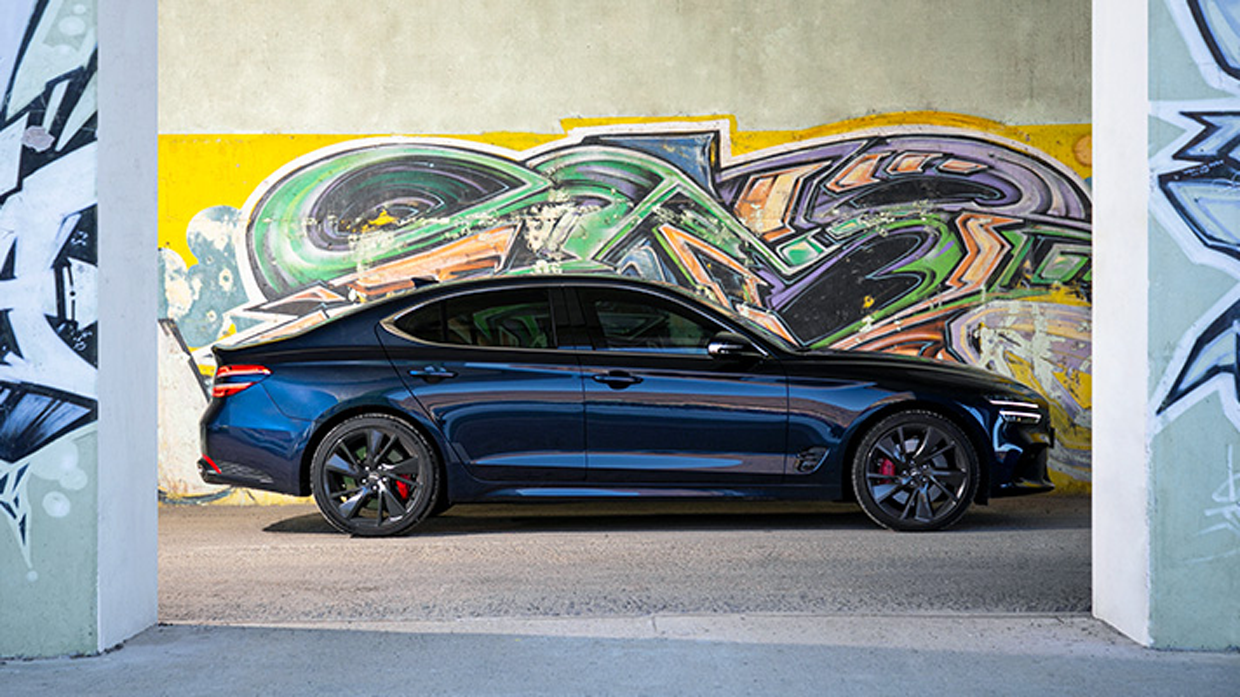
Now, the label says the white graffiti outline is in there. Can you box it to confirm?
[1150,0,1240,434]
[0,0,97,580]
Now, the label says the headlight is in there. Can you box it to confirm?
[988,398,1043,424]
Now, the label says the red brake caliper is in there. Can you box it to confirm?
[395,480,410,499]
[879,458,896,478]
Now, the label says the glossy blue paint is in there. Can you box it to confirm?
[199,274,1054,530]
[200,384,312,493]
[581,356,787,484]
[379,334,588,482]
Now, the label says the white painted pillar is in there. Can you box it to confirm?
[97,0,158,650]
[1091,0,1151,645]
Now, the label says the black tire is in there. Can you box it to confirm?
[310,414,439,536]
[851,410,978,532]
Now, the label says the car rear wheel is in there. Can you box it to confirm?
[851,410,978,532]
[311,414,439,536]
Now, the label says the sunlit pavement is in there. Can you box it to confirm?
[3,614,1237,695]
[4,496,1236,694]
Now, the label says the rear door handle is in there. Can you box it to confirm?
[592,371,643,389]
[409,365,458,380]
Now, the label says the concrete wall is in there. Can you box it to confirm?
[155,0,1094,504]
[0,0,157,658]
[158,0,1091,135]
[1143,0,1240,649]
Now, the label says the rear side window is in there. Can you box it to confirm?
[394,289,555,349]
[393,302,444,343]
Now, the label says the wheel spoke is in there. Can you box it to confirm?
[926,477,960,505]
[872,482,902,505]
[373,431,398,465]
[874,441,903,465]
[915,486,934,521]
[380,484,406,517]
[327,445,360,475]
[909,427,933,461]
[339,487,371,519]
[366,429,386,467]
[900,489,918,519]
[928,468,966,489]
[922,441,956,464]
[388,456,421,474]
[329,485,365,499]
[374,484,386,523]
[388,473,419,489]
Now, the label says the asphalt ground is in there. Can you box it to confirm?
[159,495,1092,623]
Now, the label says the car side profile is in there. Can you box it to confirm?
[199,274,1054,535]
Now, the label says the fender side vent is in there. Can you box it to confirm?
[794,446,829,473]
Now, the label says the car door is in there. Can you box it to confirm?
[573,285,788,485]
[379,286,585,482]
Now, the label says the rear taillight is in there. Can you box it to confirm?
[211,364,271,398]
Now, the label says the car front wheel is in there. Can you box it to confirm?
[851,410,979,532]
[310,414,439,536]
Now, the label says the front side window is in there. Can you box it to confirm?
[394,289,554,349]
[581,288,720,354]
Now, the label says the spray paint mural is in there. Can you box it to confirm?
[1152,0,1240,562]
[0,0,98,580]
[159,116,1092,502]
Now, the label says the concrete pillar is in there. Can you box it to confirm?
[1092,0,1151,646]
[96,0,158,652]
[0,0,157,658]
[1094,0,1240,649]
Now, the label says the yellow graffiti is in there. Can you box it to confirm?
[159,113,1092,266]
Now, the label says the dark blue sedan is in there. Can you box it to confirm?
[200,274,1053,535]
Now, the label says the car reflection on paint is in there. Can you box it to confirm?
[199,274,1054,536]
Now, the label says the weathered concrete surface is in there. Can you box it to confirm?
[3,615,1236,696]
[159,496,1091,624]
[158,0,1091,134]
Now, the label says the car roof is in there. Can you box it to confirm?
[218,273,736,356]
[381,272,706,305]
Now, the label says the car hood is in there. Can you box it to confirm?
[780,348,1045,402]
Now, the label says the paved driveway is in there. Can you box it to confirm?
[159,495,1090,623]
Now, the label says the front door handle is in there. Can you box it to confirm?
[592,371,643,389]
[408,365,458,380]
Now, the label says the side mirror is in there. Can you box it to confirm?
[707,331,761,359]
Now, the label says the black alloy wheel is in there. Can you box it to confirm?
[852,410,978,532]
[311,414,439,536]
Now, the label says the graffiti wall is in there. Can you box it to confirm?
[1148,0,1240,589]
[0,0,100,653]
[158,113,1092,503]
